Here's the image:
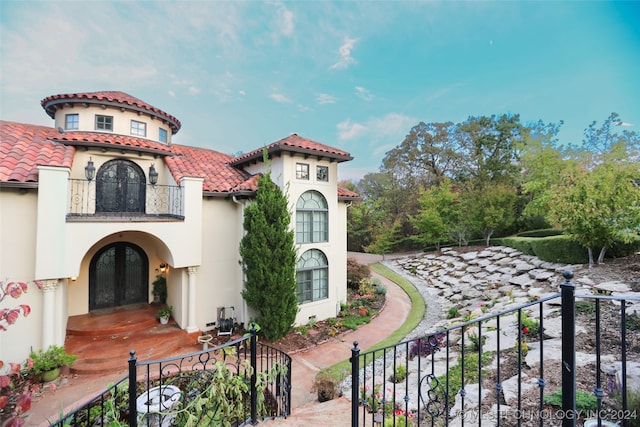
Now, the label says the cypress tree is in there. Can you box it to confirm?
[240,171,298,341]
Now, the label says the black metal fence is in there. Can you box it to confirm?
[67,179,184,219]
[51,330,291,426]
[350,271,640,427]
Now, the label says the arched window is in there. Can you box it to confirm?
[296,191,328,244]
[96,159,146,213]
[296,249,328,304]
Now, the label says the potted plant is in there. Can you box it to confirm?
[152,275,167,305]
[157,305,172,324]
[28,345,77,382]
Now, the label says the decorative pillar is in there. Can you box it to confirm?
[186,266,198,333]
[41,279,58,350]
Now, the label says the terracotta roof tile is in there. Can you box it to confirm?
[0,121,75,183]
[166,144,252,193]
[55,131,173,155]
[41,91,181,133]
[230,133,352,167]
[338,186,360,200]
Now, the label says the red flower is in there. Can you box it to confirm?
[522,327,529,334]
[0,375,10,388]
[0,395,7,410]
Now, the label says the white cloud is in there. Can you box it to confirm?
[355,86,373,101]
[239,90,246,96]
[317,93,337,104]
[168,90,176,97]
[188,86,201,95]
[337,113,416,143]
[337,119,368,141]
[297,104,310,112]
[277,4,295,37]
[330,36,358,70]
[270,93,293,103]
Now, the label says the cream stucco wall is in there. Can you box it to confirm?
[0,188,43,364]
[52,104,173,144]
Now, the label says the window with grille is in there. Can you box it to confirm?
[296,191,328,244]
[296,249,328,303]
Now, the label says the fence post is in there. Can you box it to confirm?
[128,350,137,427]
[560,270,576,427]
[250,326,258,425]
[351,341,360,427]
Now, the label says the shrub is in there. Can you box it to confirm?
[544,389,597,413]
[390,364,407,383]
[28,345,77,376]
[447,306,459,319]
[409,333,445,360]
[517,228,563,238]
[347,258,371,291]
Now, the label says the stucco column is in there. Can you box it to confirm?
[41,279,58,350]
[186,266,198,333]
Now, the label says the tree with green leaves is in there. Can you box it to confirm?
[410,179,460,251]
[239,171,298,341]
[547,114,640,265]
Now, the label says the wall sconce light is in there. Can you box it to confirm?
[149,164,158,185]
[70,277,77,282]
[85,158,96,181]
[159,263,167,273]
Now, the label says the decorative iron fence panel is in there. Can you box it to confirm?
[350,273,640,427]
[68,179,184,219]
[50,331,291,426]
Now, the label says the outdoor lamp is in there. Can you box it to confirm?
[85,158,95,181]
[149,164,158,185]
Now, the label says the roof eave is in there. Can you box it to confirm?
[231,145,352,168]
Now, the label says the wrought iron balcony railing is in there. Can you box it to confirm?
[67,179,184,220]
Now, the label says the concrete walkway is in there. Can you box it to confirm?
[26,253,412,426]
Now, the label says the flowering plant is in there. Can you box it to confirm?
[1,279,42,426]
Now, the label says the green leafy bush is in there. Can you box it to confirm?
[544,389,597,413]
[517,228,563,238]
[28,345,77,376]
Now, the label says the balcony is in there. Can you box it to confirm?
[67,179,184,221]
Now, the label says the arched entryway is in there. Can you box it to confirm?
[89,242,149,310]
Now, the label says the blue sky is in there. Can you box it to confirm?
[1,1,638,181]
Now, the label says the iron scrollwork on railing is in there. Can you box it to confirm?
[67,179,184,219]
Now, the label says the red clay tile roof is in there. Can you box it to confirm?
[1,121,75,183]
[55,131,173,156]
[338,186,360,200]
[1,121,357,199]
[165,144,252,193]
[230,133,352,167]
[41,91,181,133]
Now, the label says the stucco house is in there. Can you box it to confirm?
[0,91,357,364]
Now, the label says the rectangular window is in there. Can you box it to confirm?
[316,165,329,182]
[159,128,168,143]
[131,120,146,137]
[95,115,113,131]
[296,163,309,180]
[297,269,328,303]
[65,114,79,130]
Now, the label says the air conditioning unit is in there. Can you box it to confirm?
[217,306,235,336]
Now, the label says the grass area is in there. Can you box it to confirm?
[317,262,426,382]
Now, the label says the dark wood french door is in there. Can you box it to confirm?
[96,159,146,213]
[89,242,148,310]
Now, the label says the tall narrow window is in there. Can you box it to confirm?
[296,191,328,244]
[296,249,328,303]
[95,115,113,131]
[65,114,79,130]
[159,128,168,143]
[131,120,146,137]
